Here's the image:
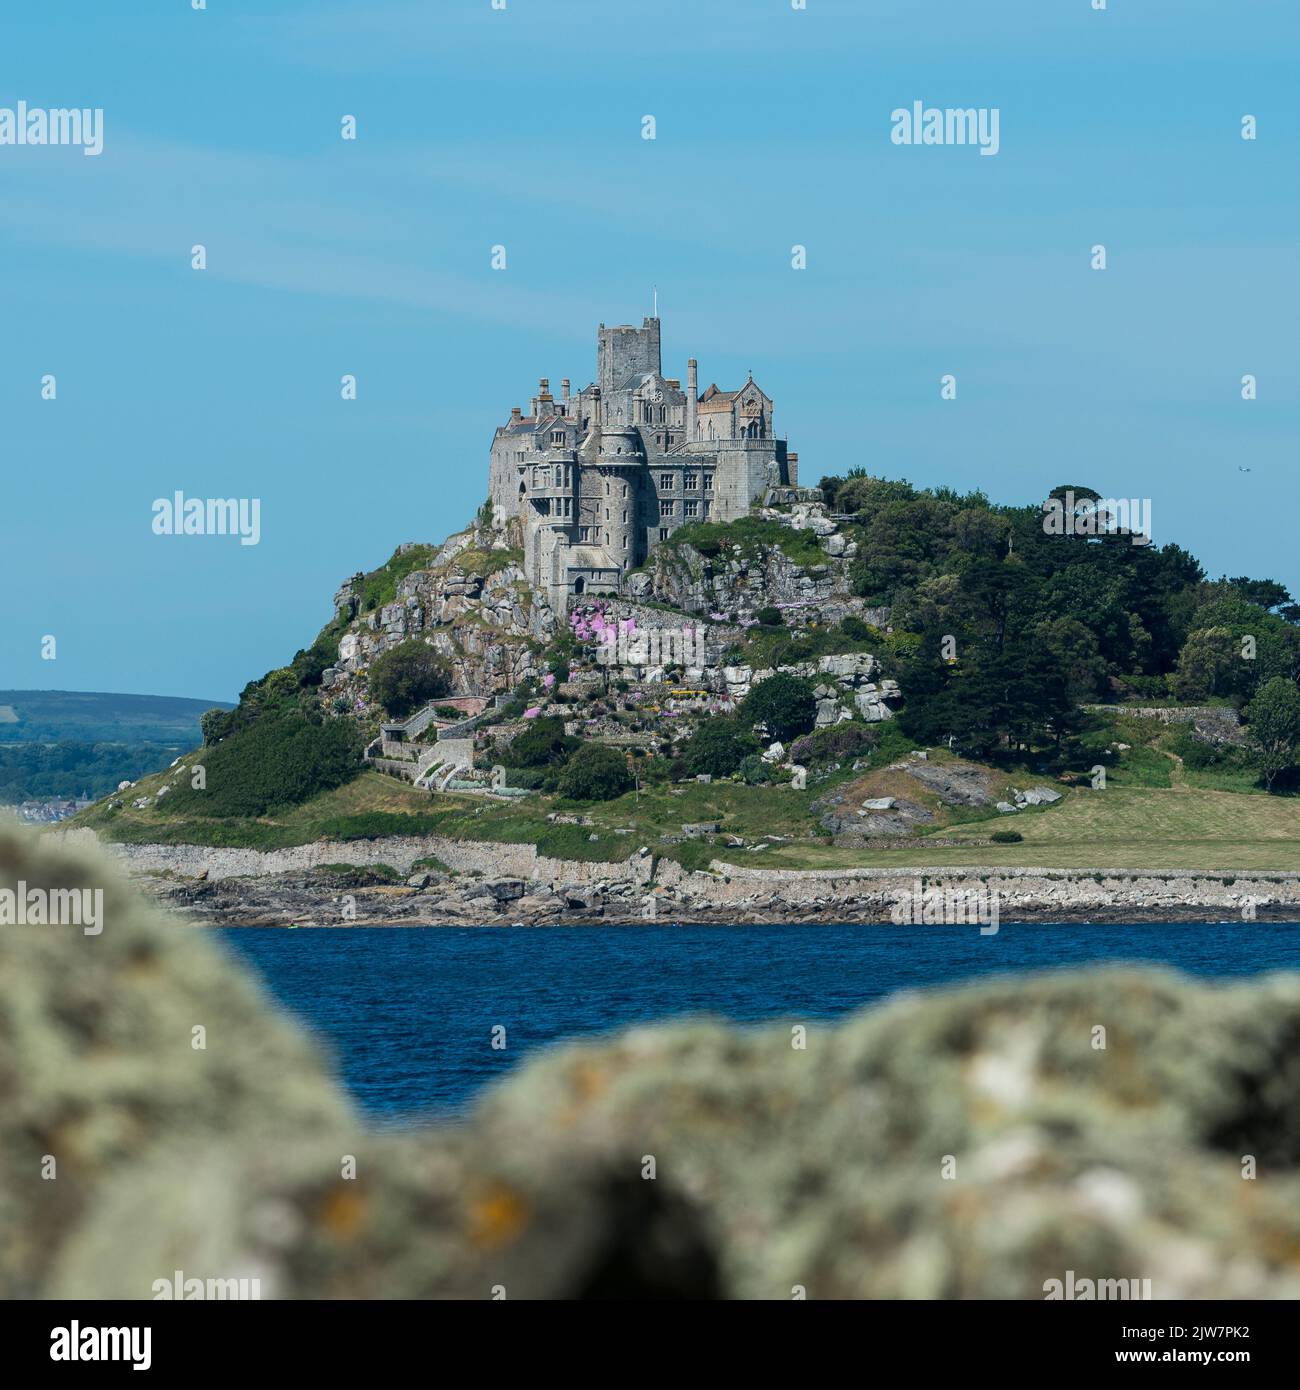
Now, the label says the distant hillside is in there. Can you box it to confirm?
[0,691,232,746]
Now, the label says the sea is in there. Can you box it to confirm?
[218,921,1300,1125]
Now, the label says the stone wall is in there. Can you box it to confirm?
[53,825,1300,918]
[52,827,652,890]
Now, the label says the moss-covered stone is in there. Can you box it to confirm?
[5,823,1300,1299]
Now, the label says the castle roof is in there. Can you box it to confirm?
[698,384,739,411]
[565,545,620,572]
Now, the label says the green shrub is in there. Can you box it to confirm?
[991,828,1023,843]
[740,673,818,743]
[556,744,633,801]
[507,716,578,768]
[165,713,363,817]
[788,722,879,766]
[755,606,784,627]
[369,640,452,718]
[839,615,876,641]
[739,753,774,785]
[681,717,759,778]
[501,766,548,790]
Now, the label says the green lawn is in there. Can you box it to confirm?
[62,734,1300,875]
[745,784,1300,872]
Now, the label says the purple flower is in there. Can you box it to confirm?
[523,706,542,719]
[542,673,556,688]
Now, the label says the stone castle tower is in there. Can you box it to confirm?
[488,316,800,611]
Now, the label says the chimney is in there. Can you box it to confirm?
[686,358,698,443]
[561,378,571,402]
[510,406,522,424]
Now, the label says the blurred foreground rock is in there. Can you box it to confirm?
[3,824,1300,1299]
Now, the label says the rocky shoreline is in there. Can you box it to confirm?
[43,835,1292,928]
[136,866,1300,927]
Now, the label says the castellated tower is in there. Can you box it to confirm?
[486,316,799,612]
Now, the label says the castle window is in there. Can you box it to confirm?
[659,528,670,541]
[703,473,714,491]
[605,508,609,520]
[684,500,698,518]
[702,501,711,517]
[684,473,698,490]
[660,473,674,489]
[604,531,610,546]
[621,511,627,524]
[659,499,674,518]
[550,430,564,445]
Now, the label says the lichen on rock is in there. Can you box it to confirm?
[4,823,1300,1299]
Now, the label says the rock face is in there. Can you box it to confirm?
[6,823,1300,1300]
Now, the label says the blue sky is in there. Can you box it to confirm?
[2,0,1296,701]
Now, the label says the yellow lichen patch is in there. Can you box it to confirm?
[468,1184,531,1250]
[571,1058,609,1103]
[318,1185,368,1238]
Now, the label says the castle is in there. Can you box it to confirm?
[488,317,800,611]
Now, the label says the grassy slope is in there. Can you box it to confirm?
[63,711,1300,874]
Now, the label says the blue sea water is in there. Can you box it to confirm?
[218,922,1300,1124]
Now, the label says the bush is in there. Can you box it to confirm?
[369,640,452,718]
[501,766,548,790]
[740,673,818,743]
[507,716,578,768]
[200,707,232,746]
[681,717,759,778]
[755,606,784,627]
[739,753,774,785]
[839,615,876,641]
[165,712,364,817]
[557,744,634,801]
[991,829,1023,843]
[790,722,880,767]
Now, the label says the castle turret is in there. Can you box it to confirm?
[686,357,698,442]
[598,427,643,564]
